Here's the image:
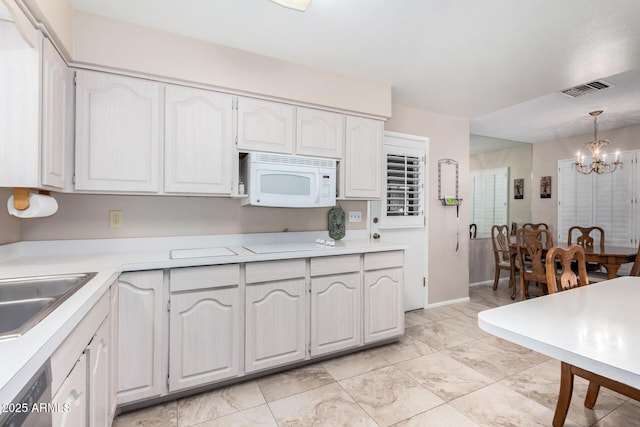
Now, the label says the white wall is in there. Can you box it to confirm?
[531,123,640,237]
[385,104,470,305]
[13,194,367,241]
[0,189,21,244]
[72,11,391,118]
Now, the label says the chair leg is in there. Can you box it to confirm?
[493,266,500,290]
[584,381,601,409]
[553,362,574,427]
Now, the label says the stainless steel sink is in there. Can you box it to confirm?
[0,273,96,339]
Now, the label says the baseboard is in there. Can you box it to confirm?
[426,296,470,309]
[469,277,511,287]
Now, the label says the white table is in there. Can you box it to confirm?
[478,277,640,426]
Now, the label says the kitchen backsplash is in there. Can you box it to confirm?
[1,192,367,242]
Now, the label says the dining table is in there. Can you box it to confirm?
[507,241,638,300]
[569,243,638,279]
[478,276,640,426]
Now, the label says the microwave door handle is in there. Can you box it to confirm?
[314,171,321,204]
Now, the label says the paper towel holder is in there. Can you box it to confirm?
[12,188,52,210]
[13,188,30,210]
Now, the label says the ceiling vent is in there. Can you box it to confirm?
[560,80,614,98]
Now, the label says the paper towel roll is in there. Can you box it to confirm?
[7,193,58,218]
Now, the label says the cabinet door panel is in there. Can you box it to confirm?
[343,116,383,198]
[169,286,241,391]
[117,270,164,404]
[75,70,161,192]
[310,272,361,356]
[165,86,233,194]
[237,97,294,153]
[108,282,118,421]
[52,354,87,427]
[89,318,109,427]
[296,107,343,158]
[41,38,72,189]
[364,268,404,343]
[245,279,306,372]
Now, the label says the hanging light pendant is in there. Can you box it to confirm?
[573,110,622,174]
[268,0,312,11]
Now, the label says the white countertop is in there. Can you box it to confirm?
[0,231,406,404]
[478,277,640,389]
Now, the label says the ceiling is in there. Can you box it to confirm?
[69,0,640,150]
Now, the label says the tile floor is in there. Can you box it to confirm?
[112,284,640,426]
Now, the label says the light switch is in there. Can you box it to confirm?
[348,211,362,223]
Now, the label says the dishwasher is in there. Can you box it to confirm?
[0,361,52,427]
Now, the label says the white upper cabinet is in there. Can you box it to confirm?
[0,25,72,190]
[342,116,383,199]
[75,70,162,192]
[164,85,234,194]
[237,97,294,154]
[41,38,73,189]
[295,107,344,158]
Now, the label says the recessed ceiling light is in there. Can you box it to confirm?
[268,0,312,12]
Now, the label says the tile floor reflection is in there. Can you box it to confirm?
[113,284,640,427]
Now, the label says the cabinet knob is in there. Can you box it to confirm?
[373,233,380,239]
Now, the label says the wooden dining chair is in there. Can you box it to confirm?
[543,245,640,427]
[491,225,516,291]
[567,226,605,248]
[545,245,589,293]
[568,225,606,274]
[522,222,549,231]
[469,223,477,239]
[515,228,553,300]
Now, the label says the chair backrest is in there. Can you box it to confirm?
[491,225,510,262]
[516,228,553,278]
[522,223,549,231]
[469,223,477,239]
[568,226,605,248]
[545,245,589,293]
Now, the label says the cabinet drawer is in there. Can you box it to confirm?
[310,254,360,276]
[51,288,110,394]
[170,264,240,292]
[245,259,305,284]
[364,251,404,271]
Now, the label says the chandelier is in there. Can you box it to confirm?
[573,110,621,174]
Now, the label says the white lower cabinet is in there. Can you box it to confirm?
[310,255,362,357]
[168,265,241,392]
[117,270,164,404]
[363,251,405,343]
[50,285,116,427]
[52,353,87,427]
[111,250,403,410]
[245,259,307,373]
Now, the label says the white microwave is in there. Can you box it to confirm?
[240,152,336,208]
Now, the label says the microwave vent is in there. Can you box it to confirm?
[253,152,336,168]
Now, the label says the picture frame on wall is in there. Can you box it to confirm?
[514,178,524,199]
[540,176,551,198]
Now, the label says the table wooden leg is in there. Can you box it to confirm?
[553,362,574,427]
[601,264,621,279]
[584,381,601,409]
[510,253,517,300]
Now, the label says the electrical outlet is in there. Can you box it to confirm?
[348,211,362,223]
[109,210,123,228]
